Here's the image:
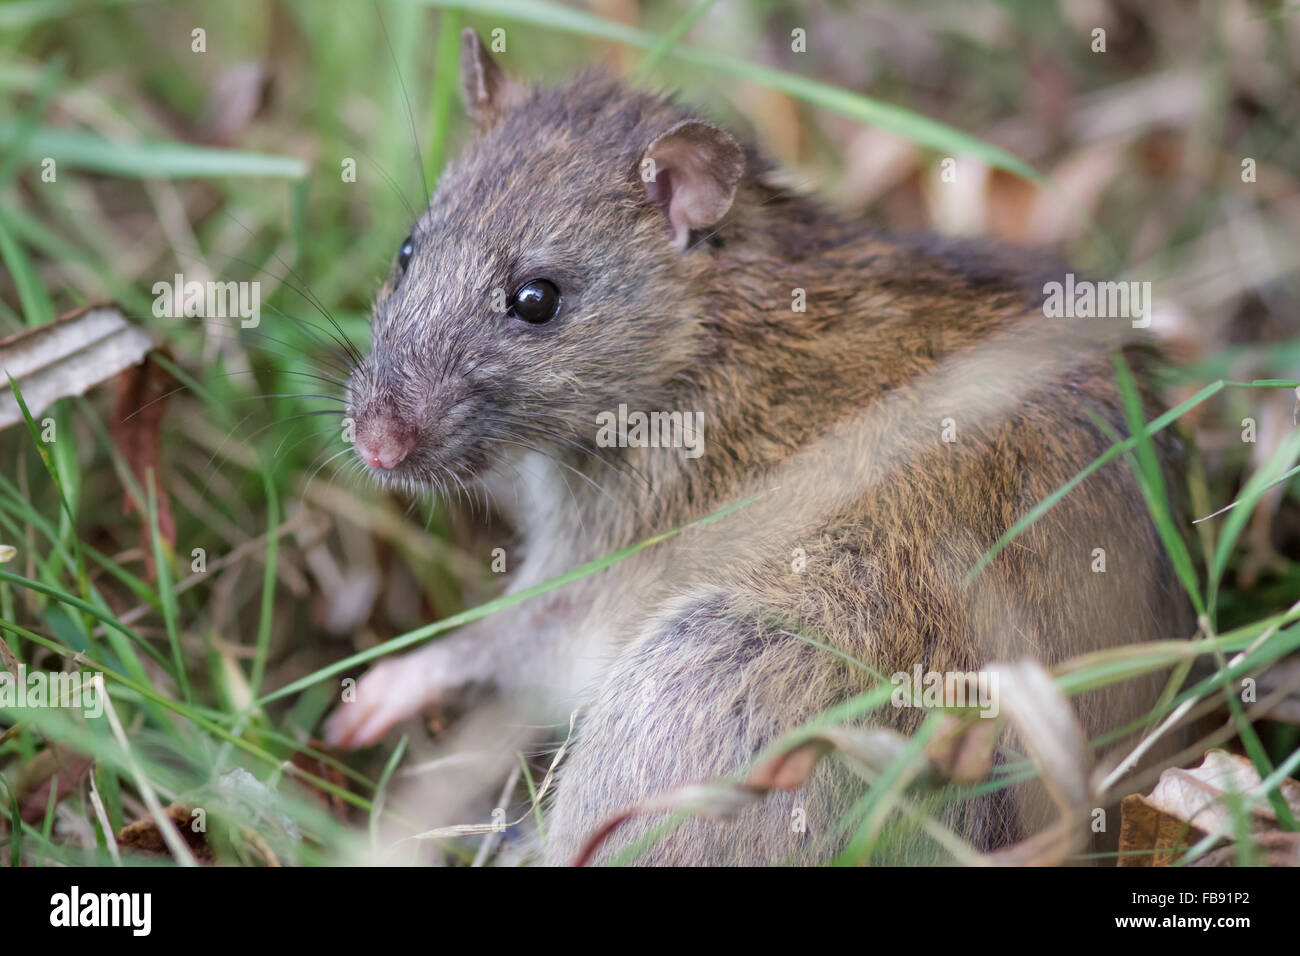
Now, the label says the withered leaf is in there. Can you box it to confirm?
[0,305,152,430]
[111,349,178,578]
[1119,749,1300,867]
[17,744,92,823]
[118,804,215,863]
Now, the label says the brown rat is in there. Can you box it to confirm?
[324,30,1192,864]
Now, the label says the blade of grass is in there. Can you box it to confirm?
[248,463,280,699]
[1205,636,1298,831]
[0,55,62,190]
[634,0,717,81]
[95,676,198,866]
[0,204,155,318]
[369,734,409,859]
[425,7,462,186]
[2,774,20,865]
[834,713,943,864]
[0,618,388,819]
[6,373,95,644]
[1106,352,1205,614]
[0,208,53,327]
[0,123,309,179]
[146,468,191,703]
[0,569,170,673]
[407,0,1041,181]
[965,379,1299,587]
[87,765,122,865]
[1208,425,1300,618]
[40,775,58,842]
[1194,462,1300,525]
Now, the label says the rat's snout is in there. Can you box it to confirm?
[354,414,416,470]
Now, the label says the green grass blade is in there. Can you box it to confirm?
[0,619,383,819]
[370,734,409,858]
[425,7,462,186]
[146,469,191,703]
[408,0,1041,181]
[965,379,1298,587]
[1110,352,1205,616]
[634,0,718,81]
[1208,426,1300,617]
[0,123,308,179]
[0,209,53,326]
[248,464,280,699]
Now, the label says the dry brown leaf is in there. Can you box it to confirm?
[926,713,1001,785]
[1118,749,1300,867]
[576,659,1086,866]
[290,746,353,823]
[111,350,178,578]
[118,804,215,863]
[572,782,761,867]
[1118,792,1206,867]
[1191,831,1300,867]
[16,744,93,823]
[978,659,1093,866]
[747,726,917,792]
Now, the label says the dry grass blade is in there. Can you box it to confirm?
[96,676,198,867]
[571,783,763,867]
[404,709,579,851]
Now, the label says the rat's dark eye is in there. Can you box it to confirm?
[397,235,414,274]
[509,279,561,324]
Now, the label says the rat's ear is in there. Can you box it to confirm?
[641,120,745,251]
[460,28,517,131]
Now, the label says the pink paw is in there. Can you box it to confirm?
[323,654,442,749]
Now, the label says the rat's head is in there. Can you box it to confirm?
[347,29,746,489]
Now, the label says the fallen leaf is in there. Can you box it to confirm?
[747,727,915,792]
[118,804,215,863]
[119,768,304,865]
[0,305,152,431]
[1118,749,1300,866]
[572,783,761,867]
[111,350,178,577]
[575,659,1087,866]
[1118,792,1206,867]
[925,713,1001,784]
[290,747,352,822]
[16,744,92,823]
[1191,830,1300,867]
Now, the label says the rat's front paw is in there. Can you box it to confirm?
[323,649,452,749]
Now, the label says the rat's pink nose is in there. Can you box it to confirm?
[357,432,414,470]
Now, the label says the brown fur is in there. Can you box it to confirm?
[327,31,1194,865]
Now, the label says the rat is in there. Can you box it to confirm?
[322,29,1193,865]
